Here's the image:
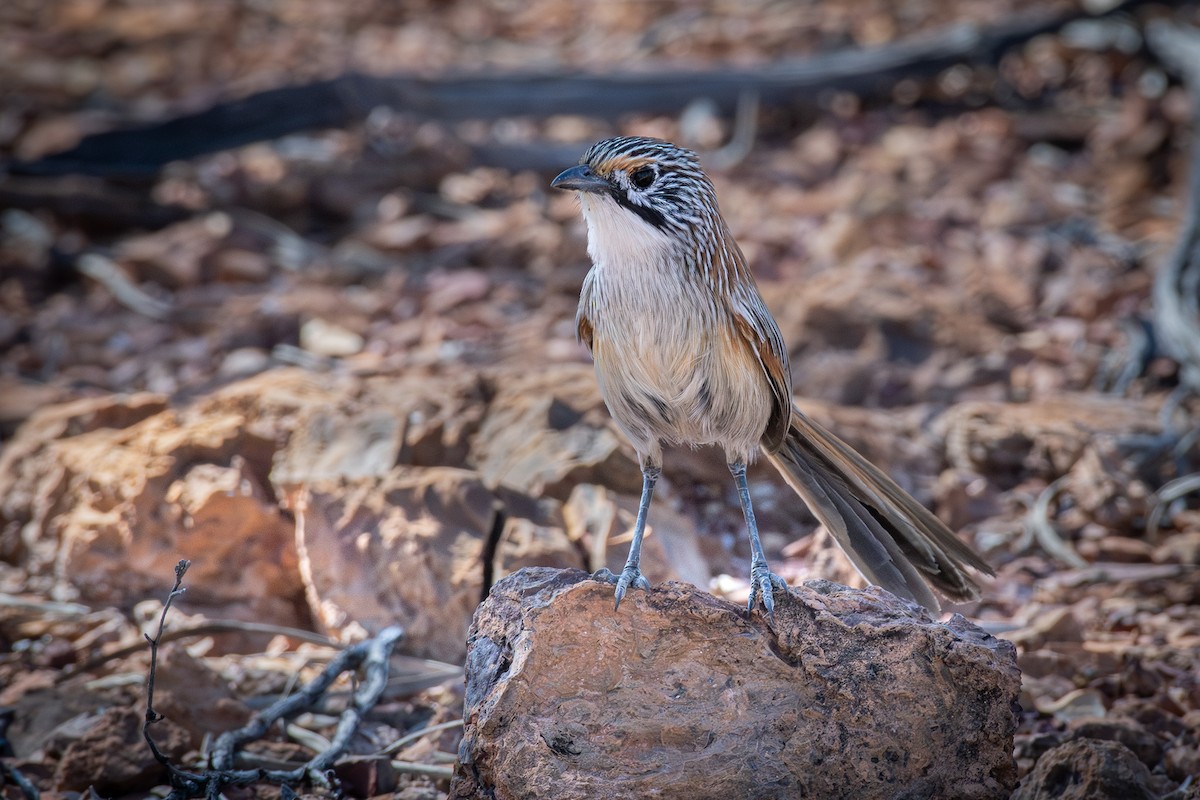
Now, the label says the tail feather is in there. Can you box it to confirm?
[764,405,994,611]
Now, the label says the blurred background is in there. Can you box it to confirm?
[1,0,1199,797]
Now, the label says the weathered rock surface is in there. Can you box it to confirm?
[1011,738,1159,800]
[452,568,1020,800]
[54,706,188,793]
[6,645,250,761]
[0,372,323,622]
[0,365,671,659]
[293,467,581,661]
[468,367,640,499]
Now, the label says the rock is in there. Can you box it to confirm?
[54,706,187,793]
[5,678,124,759]
[211,247,272,282]
[8,647,248,763]
[452,568,1019,800]
[1163,728,1200,783]
[562,483,710,590]
[152,645,252,740]
[469,366,640,499]
[0,379,70,437]
[1154,530,1200,565]
[933,395,1161,478]
[1007,604,1085,650]
[272,372,489,484]
[294,468,581,661]
[0,392,168,561]
[50,425,301,621]
[1012,738,1157,800]
[1067,716,1163,769]
[274,405,407,485]
[218,346,272,378]
[0,369,344,627]
[1076,535,1155,563]
[117,216,223,288]
[300,316,365,357]
[334,755,399,797]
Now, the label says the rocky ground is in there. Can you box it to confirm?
[1,1,1199,798]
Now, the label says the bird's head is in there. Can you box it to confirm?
[551,136,719,245]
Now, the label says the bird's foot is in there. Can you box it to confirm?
[591,565,651,610]
[747,562,789,618]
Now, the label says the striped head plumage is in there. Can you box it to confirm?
[551,136,720,237]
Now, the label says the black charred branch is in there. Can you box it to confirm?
[142,559,405,799]
[1148,21,1200,391]
[11,0,1162,178]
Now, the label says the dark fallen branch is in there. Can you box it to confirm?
[0,176,191,227]
[0,758,40,800]
[142,559,406,798]
[1148,21,1200,390]
[12,0,1159,177]
[207,625,405,781]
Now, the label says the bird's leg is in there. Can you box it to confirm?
[592,462,659,609]
[730,460,789,617]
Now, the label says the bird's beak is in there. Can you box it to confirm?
[551,164,609,193]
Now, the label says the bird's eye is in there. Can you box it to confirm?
[630,167,656,189]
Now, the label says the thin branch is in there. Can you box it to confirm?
[390,761,456,780]
[67,618,338,679]
[0,759,40,800]
[378,718,463,756]
[77,253,173,321]
[285,723,333,756]
[300,626,404,783]
[705,90,761,172]
[1148,21,1200,388]
[1024,477,1088,569]
[1147,472,1200,537]
[0,593,90,616]
[144,559,193,769]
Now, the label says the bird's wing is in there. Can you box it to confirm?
[576,307,595,352]
[576,271,597,352]
[730,285,792,453]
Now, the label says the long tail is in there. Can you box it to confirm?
[764,405,994,612]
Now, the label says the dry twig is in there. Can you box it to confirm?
[1023,477,1088,569]
[0,759,40,800]
[390,760,456,780]
[1148,21,1200,388]
[143,559,193,772]
[141,559,407,798]
[66,617,338,680]
[77,252,173,321]
[1147,472,1200,538]
[378,718,463,756]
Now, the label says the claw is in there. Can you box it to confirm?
[746,562,788,619]
[592,566,650,610]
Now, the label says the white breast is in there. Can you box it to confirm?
[575,193,772,464]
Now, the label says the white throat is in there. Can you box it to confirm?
[578,192,676,273]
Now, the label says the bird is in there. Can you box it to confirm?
[551,135,993,617]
